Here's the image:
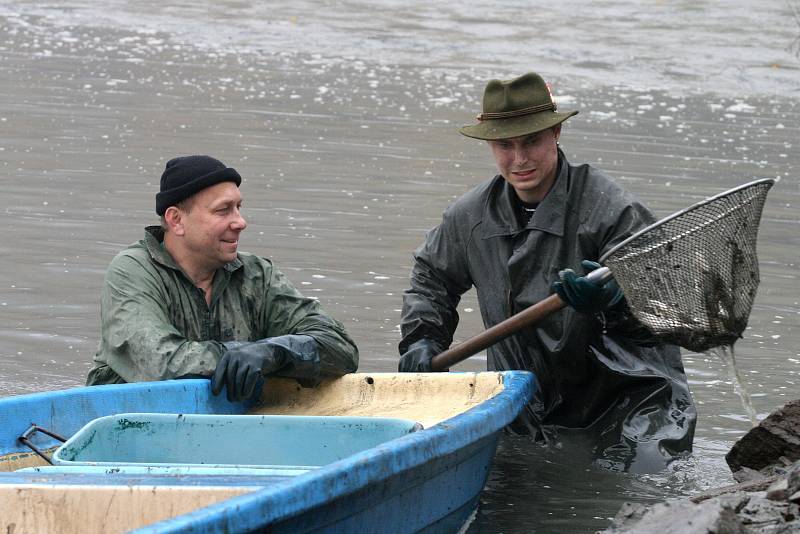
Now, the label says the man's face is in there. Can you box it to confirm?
[179,181,247,270]
[488,125,561,203]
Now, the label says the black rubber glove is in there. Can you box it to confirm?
[211,335,321,402]
[398,339,444,372]
[552,260,624,314]
[211,342,286,402]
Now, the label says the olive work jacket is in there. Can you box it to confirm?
[87,226,359,386]
[400,150,696,472]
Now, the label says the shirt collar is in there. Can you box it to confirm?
[479,149,568,239]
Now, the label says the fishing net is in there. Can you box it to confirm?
[600,179,774,353]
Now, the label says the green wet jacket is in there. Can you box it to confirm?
[87,226,359,385]
[401,150,696,472]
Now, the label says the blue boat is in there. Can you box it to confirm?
[0,371,534,533]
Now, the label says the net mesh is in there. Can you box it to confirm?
[601,180,774,353]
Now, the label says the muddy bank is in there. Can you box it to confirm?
[606,400,800,533]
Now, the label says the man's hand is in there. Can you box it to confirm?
[398,339,444,372]
[211,343,286,402]
[552,260,623,314]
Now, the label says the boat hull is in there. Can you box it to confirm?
[0,371,535,533]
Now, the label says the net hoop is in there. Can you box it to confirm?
[600,178,775,264]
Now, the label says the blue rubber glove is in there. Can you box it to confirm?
[398,339,444,372]
[552,260,624,314]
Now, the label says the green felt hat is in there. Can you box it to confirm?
[459,72,578,140]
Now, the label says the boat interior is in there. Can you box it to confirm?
[0,372,507,533]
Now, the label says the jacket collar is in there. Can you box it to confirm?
[143,226,243,273]
[479,149,568,239]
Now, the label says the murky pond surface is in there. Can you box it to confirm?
[1,2,799,531]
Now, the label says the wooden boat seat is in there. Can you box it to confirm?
[251,372,506,429]
[0,481,256,533]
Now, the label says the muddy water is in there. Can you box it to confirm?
[1,2,799,532]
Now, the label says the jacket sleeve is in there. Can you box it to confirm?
[400,207,473,353]
[97,253,226,382]
[261,265,359,379]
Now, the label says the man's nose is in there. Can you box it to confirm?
[232,209,247,230]
[512,146,528,165]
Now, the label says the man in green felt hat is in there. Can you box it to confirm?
[398,72,696,472]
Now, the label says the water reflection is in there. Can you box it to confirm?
[472,435,671,532]
[471,433,736,532]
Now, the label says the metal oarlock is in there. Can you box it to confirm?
[18,424,67,465]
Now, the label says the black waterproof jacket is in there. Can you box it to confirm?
[401,150,696,472]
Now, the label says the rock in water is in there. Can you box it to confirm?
[604,495,749,533]
[603,399,800,533]
[726,399,800,476]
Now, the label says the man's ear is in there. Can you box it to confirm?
[552,124,562,141]
[164,206,185,236]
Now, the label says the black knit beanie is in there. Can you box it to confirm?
[155,155,242,215]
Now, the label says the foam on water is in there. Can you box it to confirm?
[1,0,799,97]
